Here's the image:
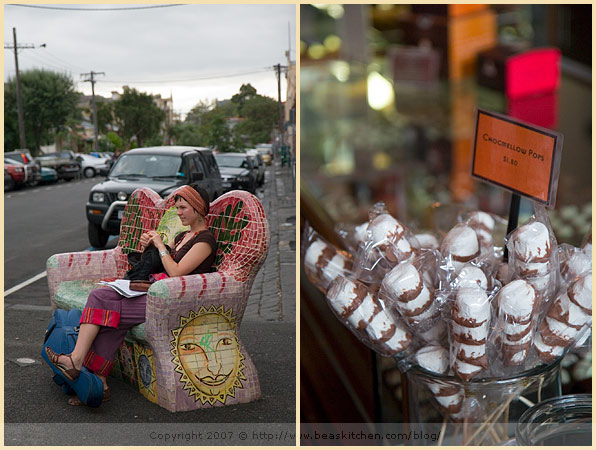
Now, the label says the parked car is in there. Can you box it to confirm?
[247,150,265,187]
[40,166,59,184]
[36,150,81,181]
[4,159,27,191]
[196,148,224,200]
[256,143,273,161]
[214,152,258,194]
[257,147,272,165]
[75,153,110,178]
[90,151,113,159]
[4,151,42,186]
[86,146,224,248]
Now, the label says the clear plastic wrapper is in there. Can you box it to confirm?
[505,204,560,308]
[334,221,369,255]
[558,243,592,285]
[325,276,413,357]
[460,210,507,256]
[533,271,592,363]
[581,230,591,256]
[439,223,484,286]
[352,203,420,285]
[449,285,492,381]
[413,231,441,250]
[302,225,354,294]
[378,250,444,334]
[411,345,467,421]
[489,279,541,374]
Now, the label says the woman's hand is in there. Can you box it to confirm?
[139,232,153,250]
[146,231,164,250]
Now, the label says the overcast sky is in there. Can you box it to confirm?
[4,3,296,119]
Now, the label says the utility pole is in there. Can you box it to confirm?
[4,28,44,151]
[81,71,105,151]
[274,63,284,151]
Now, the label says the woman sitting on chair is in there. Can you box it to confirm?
[46,184,217,406]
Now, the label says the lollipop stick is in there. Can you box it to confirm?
[502,404,510,440]
[489,424,501,444]
[437,417,447,446]
[538,375,545,404]
[465,384,526,445]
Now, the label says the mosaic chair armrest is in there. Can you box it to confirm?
[46,248,121,307]
[144,272,256,411]
[145,272,246,338]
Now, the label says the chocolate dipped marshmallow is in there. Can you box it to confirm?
[451,286,490,380]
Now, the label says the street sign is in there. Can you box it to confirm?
[471,108,563,208]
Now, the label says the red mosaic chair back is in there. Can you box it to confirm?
[116,187,165,276]
[165,188,270,282]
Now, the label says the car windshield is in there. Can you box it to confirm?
[215,154,249,169]
[110,154,183,178]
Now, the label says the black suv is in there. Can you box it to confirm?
[86,146,223,248]
[214,152,258,194]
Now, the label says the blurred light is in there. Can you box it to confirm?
[300,40,308,55]
[330,61,350,82]
[373,152,391,170]
[377,4,395,12]
[367,71,394,110]
[324,34,342,53]
[307,43,326,60]
[311,4,328,10]
[327,4,344,19]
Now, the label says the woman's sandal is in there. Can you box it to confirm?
[68,387,111,406]
[45,347,81,381]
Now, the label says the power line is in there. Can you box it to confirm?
[7,4,186,12]
[103,68,273,84]
[41,49,87,72]
[18,52,75,74]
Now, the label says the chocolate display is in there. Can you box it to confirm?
[304,203,591,426]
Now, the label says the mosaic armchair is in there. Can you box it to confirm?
[47,187,270,411]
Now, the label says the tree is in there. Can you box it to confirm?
[199,108,235,152]
[4,69,80,155]
[184,99,213,126]
[95,100,115,134]
[113,87,165,147]
[170,122,203,146]
[233,94,277,146]
[231,83,257,115]
[106,131,123,150]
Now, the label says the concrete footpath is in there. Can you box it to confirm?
[4,160,296,446]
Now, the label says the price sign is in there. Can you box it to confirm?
[471,109,563,207]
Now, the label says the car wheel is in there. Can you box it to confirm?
[88,222,109,248]
[84,167,96,178]
[5,177,15,192]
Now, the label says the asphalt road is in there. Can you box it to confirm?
[4,177,106,288]
[4,166,296,445]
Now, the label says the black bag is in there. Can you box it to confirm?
[124,245,170,281]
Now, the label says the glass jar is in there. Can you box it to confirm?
[398,356,563,445]
[516,394,592,445]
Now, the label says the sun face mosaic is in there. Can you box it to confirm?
[170,305,246,405]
